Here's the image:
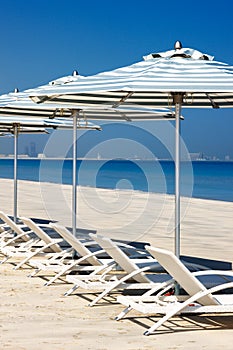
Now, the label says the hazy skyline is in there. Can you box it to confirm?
[0,1,233,158]
[0,121,231,161]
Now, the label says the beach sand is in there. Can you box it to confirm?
[0,178,233,349]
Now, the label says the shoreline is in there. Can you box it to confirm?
[0,178,232,264]
[1,159,232,203]
[1,156,233,162]
[1,176,233,204]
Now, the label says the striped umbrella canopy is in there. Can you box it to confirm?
[0,126,48,134]
[29,43,233,109]
[0,91,176,121]
[0,115,102,130]
[26,41,233,258]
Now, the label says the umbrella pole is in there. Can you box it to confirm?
[72,111,78,236]
[173,93,183,258]
[13,123,19,223]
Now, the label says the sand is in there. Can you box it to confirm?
[0,178,233,349]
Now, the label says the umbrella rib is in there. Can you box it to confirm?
[49,108,58,119]
[114,110,132,121]
[205,93,220,108]
[112,91,134,108]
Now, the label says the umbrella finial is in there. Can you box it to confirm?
[72,70,79,76]
[174,41,182,50]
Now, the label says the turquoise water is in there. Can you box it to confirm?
[0,158,233,202]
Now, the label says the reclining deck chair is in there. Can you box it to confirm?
[0,212,53,264]
[0,211,35,246]
[29,223,116,285]
[39,223,155,287]
[116,246,233,336]
[64,234,168,306]
[13,217,73,270]
[0,213,68,266]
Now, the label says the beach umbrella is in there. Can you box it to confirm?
[0,123,48,224]
[0,88,176,121]
[0,116,101,227]
[27,41,233,257]
[0,91,175,236]
[0,92,103,234]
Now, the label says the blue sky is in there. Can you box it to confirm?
[0,0,233,159]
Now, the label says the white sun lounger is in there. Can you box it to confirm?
[0,211,35,247]
[64,234,169,306]
[12,217,73,270]
[30,223,116,285]
[116,246,233,335]
[41,223,154,287]
[0,212,54,264]
[0,213,68,266]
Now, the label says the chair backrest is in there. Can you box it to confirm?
[21,217,62,253]
[0,211,31,242]
[49,223,102,266]
[146,246,219,306]
[90,234,150,283]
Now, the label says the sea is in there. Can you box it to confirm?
[0,158,233,202]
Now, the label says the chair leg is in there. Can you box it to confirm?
[64,284,79,296]
[28,268,41,278]
[44,262,75,286]
[115,306,132,321]
[89,280,120,307]
[0,255,10,264]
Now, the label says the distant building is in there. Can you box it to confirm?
[189,152,208,161]
[37,153,46,159]
[189,152,202,160]
[24,146,29,156]
[18,154,29,158]
[29,142,37,157]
